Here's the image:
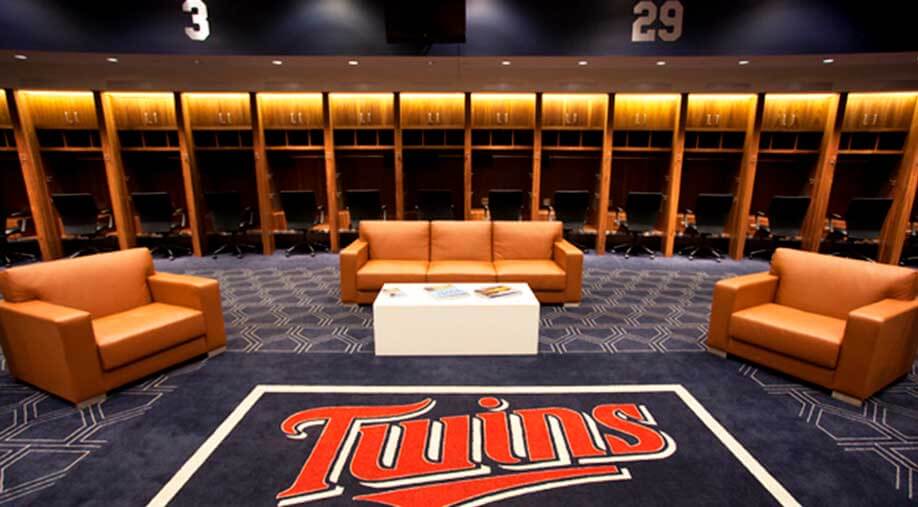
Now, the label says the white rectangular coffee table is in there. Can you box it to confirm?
[372,283,539,356]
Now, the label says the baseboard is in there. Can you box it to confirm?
[207,346,227,358]
[563,302,581,308]
[831,391,863,407]
[75,394,107,409]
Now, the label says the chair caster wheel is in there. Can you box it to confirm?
[212,255,218,260]
[624,254,629,259]
[688,256,694,261]
[650,255,655,260]
[715,259,721,263]
[285,252,291,258]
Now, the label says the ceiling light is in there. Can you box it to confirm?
[578,60,589,66]
[738,60,750,65]
[822,58,834,64]
[106,57,119,63]
[272,59,283,66]
[347,59,359,66]
[656,60,666,66]
[13,54,27,61]
[501,60,511,66]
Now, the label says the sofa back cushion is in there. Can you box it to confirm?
[0,248,154,319]
[359,221,430,261]
[492,221,562,260]
[771,248,917,320]
[430,221,492,261]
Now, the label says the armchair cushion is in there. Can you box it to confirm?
[93,303,205,370]
[730,303,846,369]
[494,260,566,291]
[427,261,496,283]
[359,221,429,260]
[431,221,492,261]
[357,260,428,290]
[492,221,562,260]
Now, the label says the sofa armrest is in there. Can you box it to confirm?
[340,239,369,303]
[0,300,105,404]
[707,272,778,351]
[834,298,918,400]
[553,240,583,303]
[148,273,227,352]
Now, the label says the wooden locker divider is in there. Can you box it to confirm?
[661,94,688,257]
[531,93,543,220]
[595,93,615,254]
[728,94,765,259]
[96,91,136,250]
[464,92,472,219]
[322,92,340,252]
[176,93,205,256]
[251,92,276,255]
[801,93,845,251]
[9,89,62,259]
[878,97,918,264]
[394,93,404,219]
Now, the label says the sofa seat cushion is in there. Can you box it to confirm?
[730,303,846,369]
[93,303,206,370]
[427,261,497,283]
[494,260,566,291]
[357,260,429,290]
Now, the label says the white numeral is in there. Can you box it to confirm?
[658,1,683,42]
[632,0,683,42]
[632,1,657,42]
[183,0,210,41]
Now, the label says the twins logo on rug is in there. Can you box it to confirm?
[150,386,799,506]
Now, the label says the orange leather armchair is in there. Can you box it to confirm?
[708,248,918,405]
[0,248,226,407]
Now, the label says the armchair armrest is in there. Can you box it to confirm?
[148,273,227,352]
[707,272,778,351]
[553,240,583,303]
[340,239,369,303]
[834,298,918,400]
[0,300,104,404]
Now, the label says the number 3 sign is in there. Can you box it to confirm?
[632,0,684,42]
[183,0,210,41]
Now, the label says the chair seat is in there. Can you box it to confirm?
[93,303,206,370]
[427,261,497,283]
[493,260,566,291]
[357,260,429,290]
[730,303,846,369]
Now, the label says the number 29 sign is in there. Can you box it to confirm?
[632,0,684,42]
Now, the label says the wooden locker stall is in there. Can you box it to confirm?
[400,93,466,221]
[256,92,332,252]
[538,93,608,250]
[606,94,681,255]
[469,93,537,220]
[0,91,40,260]
[820,92,918,260]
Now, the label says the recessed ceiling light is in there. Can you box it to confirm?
[656,60,667,66]
[822,58,834,64]
[738,60,750,65]
[347,59,359,66]
[106,57,119,63]
[272,59,283,66]
[578,60,589,66]
[501,60,512,66]
[13,54,27,61]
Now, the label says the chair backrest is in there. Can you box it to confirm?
[771,248,916,320]
[346,189,383,230]
[492,221,562,260]
[693,193,734,234]
[279,190,319,230]
[553,190,591,230]
[624,192,664,231]
[766,195,811,238]
[52,193,100,235]
[488,189,525,221]
[359,220,429,260]
[205,191,245,233]
[416,189,455,221]
[844,197,893,239]
[0,248,155,319]
[131,192,176,234]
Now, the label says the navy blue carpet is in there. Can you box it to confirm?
[0,253,915,506]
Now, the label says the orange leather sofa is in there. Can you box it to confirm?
[340,220,583,304]
[708,248,918,405]
[0,248,226,407]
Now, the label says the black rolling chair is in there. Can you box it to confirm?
[52,193,114,258]
[551,190,592,249]
[680,193,734,262]
[747,195,811,259]
[612,191,664,259]
[2,206,37,267]
[279,190,326,257]
[901,217,918,266]
[131,192,190,261]
[345,189,386,231]
[205,191,257,259]
[415,189,455,220]
[829,197,893,262]
[486,189,525,221]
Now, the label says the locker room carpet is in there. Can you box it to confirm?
[0,253,915,505]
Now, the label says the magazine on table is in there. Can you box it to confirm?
[424,284,469,299]
[474,285,521,299]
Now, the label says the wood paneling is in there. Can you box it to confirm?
[23,91,98,130]
[595,94,614,253]
[471,152,533,215]
[176,92,205,255]
[258,93,324,129]
[251,92,276,254]
[330,93,394,128]
[97,91,136,250]
[879,101,918,263]
[531,93,542,220]
[801,94,844,251]
[463,93,472,219]
[403,151,464,219]
[394,93,404,218]
[337,152,397,214]
[728,94,763,259]
[184,93,251,128]
[686,94,755,131]
[0,93,10,128]
[662,94,688,256]
[400,93,465,129]
[613,94,680,131]
[471,93,536,129]
[322,93,339,251]
[107,92,177,130]
[843,93,918,132]
[542,94,607,130]
[762,94,833,132]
